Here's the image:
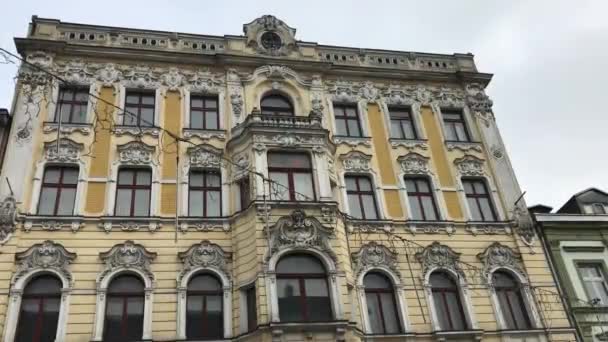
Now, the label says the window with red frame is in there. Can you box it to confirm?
[260,94,293,116]
[188,170,221,217]
[492,271,532,330]
[333,104,362,137]
[123,91,154,127]
[268,153,315,201]
[389,106,417,140]
[103,275,144,341]
[430,272,468,331]
[404,177,440,221]
[190,95,219,130]
[54,87,89,124]
[364,272,401,334]
[244,285,257,332]
[345,175,378,220]
[15,275,61,342]
[237,177,251,211]
[37,167,78,216]
[442,110,470,142]
[186,274,224,340]
[462,178,497,221]
[276,254,332,322]
[115,169,151,217]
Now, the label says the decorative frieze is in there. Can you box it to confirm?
[182,129,226,141]
[332,136,372,147]
[187,144,222,168]
[352,242,400,278]
[454,155,485,176]
[44,138,84,163]
[43,123,91,136]
[178,240,231,283]
[446,142,483,153]
[398,153,430,175]
[0,197,18,245]
[178,221,229,232]
[465,224,511,236]
[98,218,161,233]
[99,240,157,283]
[117,141,156,165]
[340,151,372,172]
[347,220,392,233]
[266,210,335,260]
[13,240,76,286]
[416,242,463,278]
[23,217,84,232]
[477,242,524,280]
[409,223,455,235]
[390,139,428,150]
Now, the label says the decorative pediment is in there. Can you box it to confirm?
[96,63,123,86]
[56,59,95,84]
[160,67,185,91]
[477,242,524,279]
[99,240,157,283]
[243,15,297,56]
[122,65,160,88]
[117,141,156,165]
[416,242,463,278]
[187,70,225,93]
[13,240,76,285]
[398,153,430,175]
[178,240,231,283]
[328,80,381,103]
[0,197,17,245]
[384,84,417,106]
[266,210,335,260]
[44,138,84,163]
[465,83,493,113]
[340,151,372,172]
[187,144,222,168]
[352,242,400,279]
[454,155,485,176]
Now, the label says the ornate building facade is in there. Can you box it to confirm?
[0,15,576,342]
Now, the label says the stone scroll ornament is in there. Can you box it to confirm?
[415,241,464,278]
[266,210,336,260]
[352,242,400,279]
[0,196,18,245]
[98,240,157,283]
[13,240,76,285]
[477,242,525,281]
[178,240,231,283]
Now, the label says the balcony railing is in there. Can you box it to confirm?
[231,110,324,135]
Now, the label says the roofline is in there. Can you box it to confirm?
[29,15,476,61]
[535,213,608,223]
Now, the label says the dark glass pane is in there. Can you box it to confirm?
[305,278,332,321]
[141,95,155,105]
[73,104,87,123]
[38,188,58,215]
[205,111,218,129]
[133,189,150,216]
[190,110,204,129]
[62,168,79,184]
[74,90,89,102]
[390,120,405,139]
[348,194,363,219]
[479,198,496,221]
[125,297,144,340]
[189,274,222,292]
[361,194,378,219]
[191,97,204,108]
[118,170,134,185]
[358,177,373,191]
[444,123,457,141]
[140,108,154,126]
[125,94,139,104]
[467,198,482,221]
[430,272,456,289]
[473,181,487,194]
[206,191,221,217]
[206,295,224,338]
[189,171,205,187]
[408,194,423,220]
[186,295,203,338]
[421,196,438,221]
[493,272,517,288]
[115,189,132,216]
[57,188,76,215]
[58,103,71,122]
[497,291,516,329]
[455,123,469,142]
[205,98,218,109]
[416,179,430,192]
[24,276,62,295]
[294,173,314,201]
[404,179,416,191]
[364,273,392,289]
[462,180,475,194]
[261,95,291,109]
[103,296,122,340]
[44,168,61,183]
[507,292,531,329]
[246,286,257,331]
[390,108,410,118]
[345,177,358,191]
[366,293,384,334]
[433,291,453,331]
[277,255,325,274]
[380,292,400,333]
[189,190,204,216]
[108,275,144,294]
[347,119,362,137]
[268,153,311,169]
[136,170,151,185]
[400,121,416,139]
[345,107,357,117]
[335,119,347,136]
[206,173,221,187]
[445,292,466,330]
[269,172,289,200]
[15,299,38,342]
[277,278,303,322]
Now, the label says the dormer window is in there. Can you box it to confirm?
[260,94,293,116]
[593,203,607,215]
[261,32,282,50]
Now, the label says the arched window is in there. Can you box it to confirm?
[276,254,332,322]
[260,94,293,116]
[15,275,62,342]
[364,272,401,334]
[186,274,224,340]
[37,166,79,216]
[493,271,532,330]
[430,272,467,331]
[103,275,145,341]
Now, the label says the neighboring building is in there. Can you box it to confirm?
[0,109,11,174]
[0,15,576,342]
[535,188,608,342]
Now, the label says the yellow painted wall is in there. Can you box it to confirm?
[160,91,181,215]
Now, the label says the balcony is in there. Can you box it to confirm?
[231,110,324,137]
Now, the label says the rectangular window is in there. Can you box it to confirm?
[237,177,251,211]
[389,107,417,140]
[345,176,378,220]
[442,110,470,142]
[54,87,89,124]
[190,95,219,130]
[578,263,608,305]
[189,170,222,217]
[245,285,257,332]
[123,91,155,127]
[268,153,315,201]
[463,179,497,222]
[115,169,151,216]
[405,177,439,221]
[333,104,362,137]
[37,167,79,216]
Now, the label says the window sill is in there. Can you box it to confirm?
[445,141,483,153]
[269,320,348,334]
[43,122,92,135]
[407,221,455,235]
[99,216,162,233]
[389,138,428,150]
[332,135,372,147]
[178,216,230,232]
[345,219,393,232]
[113,125,160,137]
[465,221,512,235]
[432,329,483,341]
[183,128,226,141]
[22,215,85,232]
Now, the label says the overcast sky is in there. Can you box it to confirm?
[0,0,606,210]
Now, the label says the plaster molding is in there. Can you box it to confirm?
[177,240,232,284]
[116,141,156,165]
[339,151,372,172]
[0,197,18,245]
[186,144,222,169]
[23,217,84,232]
[398,152,430,175]
[477,242,525,281]
[43,138,84,163]
[13,240,76,286]
[446,142,483,153]
[98,240,157,284]
[243,15,297,56]
[352,242,400,279]
[416,242,463,278]
[98,218,162,233]
[454,154,485,176]
[390,139,428,150]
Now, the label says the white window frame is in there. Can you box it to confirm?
[329,100,370,138]
[92,268,154,341]
[46,81,97,124]
[176,267,233,339]
[457,176,505,222]
[182,89,226,130]
[265,248,343,323]
[339,171,386,220]
[357,268,410,334]
[116,85,162,127]
[380,101,426,140]
[399,172,447,221]
[3,269,72,342]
